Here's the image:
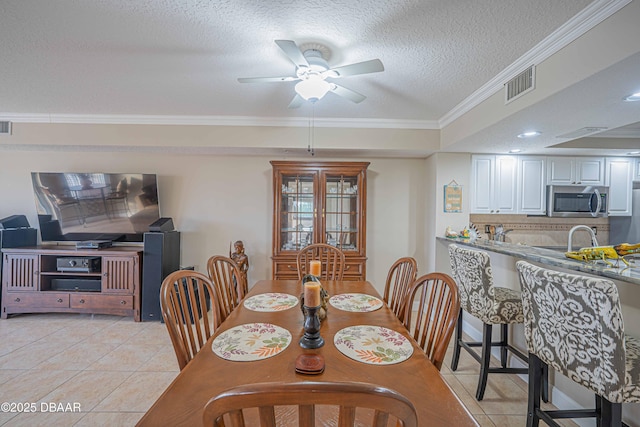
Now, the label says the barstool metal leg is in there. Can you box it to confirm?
[541,362,549,403]
[500,323,508,368]
[451,310,463,371]
[527,353,542,427]
[600,398,622,427]
[476,322,493,400]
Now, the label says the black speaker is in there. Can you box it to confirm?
[0,227,38,305]
[148,217,174,232]
[0,215,30,229]
[141,230,181,321]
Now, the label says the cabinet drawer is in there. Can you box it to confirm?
[5,292,69,308]
[70,294,133,310]
[273,260,300,279]
[343,261,365,280]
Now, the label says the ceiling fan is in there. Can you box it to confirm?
[237,40,384,108]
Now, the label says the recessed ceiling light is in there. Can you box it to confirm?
[623,92,640,102]
[517,131,541,138]
[509,149,523,153]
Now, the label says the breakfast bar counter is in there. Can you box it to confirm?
[436,236,640,286]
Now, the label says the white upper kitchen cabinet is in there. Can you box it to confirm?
[636,158,640,181]
[547,157,605,185]
[606,157,634,216]
[518,156,546,215]
[470,155,517,214]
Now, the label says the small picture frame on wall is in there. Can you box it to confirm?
[444,180,462,213]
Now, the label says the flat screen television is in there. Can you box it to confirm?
[31,172,161,243]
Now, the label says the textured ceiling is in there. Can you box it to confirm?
[0,0,592,124]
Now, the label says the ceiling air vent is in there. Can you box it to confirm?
[0,121,11,135]
[504,65,535,104]
[557,127,608,139]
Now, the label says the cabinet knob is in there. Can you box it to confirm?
[103,272,108,277]
[57,298,63,303]
[287,265,296,270]
[120,300,126,305]
[14,297,20,303]
[79,299,85,304]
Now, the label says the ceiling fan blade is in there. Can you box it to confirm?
[238,76,298,83]
[288,94,305,109]
[275,40,309,69]
[329,84,366,103]
[327,59,384,78]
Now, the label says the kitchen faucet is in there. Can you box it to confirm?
[567,225,599,252]
[494,224,514,242]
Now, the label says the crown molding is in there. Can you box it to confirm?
[0,113,438,130]
[438,0,632,128]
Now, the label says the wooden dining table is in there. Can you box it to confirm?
[136,279,479,426]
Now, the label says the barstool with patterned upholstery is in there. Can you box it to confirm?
[517,261,640,427]
[448,243,533,400]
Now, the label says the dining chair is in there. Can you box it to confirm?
[104,177,130,218]
[202,381,418,427]
[39,186,85,227]
[401,272,460,371]
[383,256,418,319]
[448,243,532,400]
[206,255,245,322]
[516,261,640,427]
[160,270,220,371]
[296,242,346,281]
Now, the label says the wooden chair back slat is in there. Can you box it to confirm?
[383,257,418,319]
[299,405,313,427]
[296,243,346,281]
[160,270,219,370]
[203,381,418,427]
[207,255,245,322]
[402,272,460,371]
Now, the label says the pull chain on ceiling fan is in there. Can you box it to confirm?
[238,40,384,108]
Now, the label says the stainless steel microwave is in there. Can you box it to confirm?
[547,185,608,218]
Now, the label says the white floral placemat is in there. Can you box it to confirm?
[212,323,292,361]
[329,293,383,312]
[334,325,413,365]
[243,293,299,312]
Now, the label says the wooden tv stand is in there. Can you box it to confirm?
[1,246,142,321]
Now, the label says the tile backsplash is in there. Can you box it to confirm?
[469,214,609,249]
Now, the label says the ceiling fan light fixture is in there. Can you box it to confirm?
[295,79,330,101]
[623,92,640,102]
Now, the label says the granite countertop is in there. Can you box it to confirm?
[437,236,640,286]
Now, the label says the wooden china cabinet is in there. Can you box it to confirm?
[271,161,369,281]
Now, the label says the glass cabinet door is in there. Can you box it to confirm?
[324,174,359,252]
[279,173,316,251]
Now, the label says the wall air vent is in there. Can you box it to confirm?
[0,121,11,135]
[504,65,535,104]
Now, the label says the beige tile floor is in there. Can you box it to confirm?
[0,313,575,426]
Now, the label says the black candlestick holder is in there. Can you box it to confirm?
[299,304,324,349]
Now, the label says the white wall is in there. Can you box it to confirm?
[0,149,425,294]
[424,152,471,272]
